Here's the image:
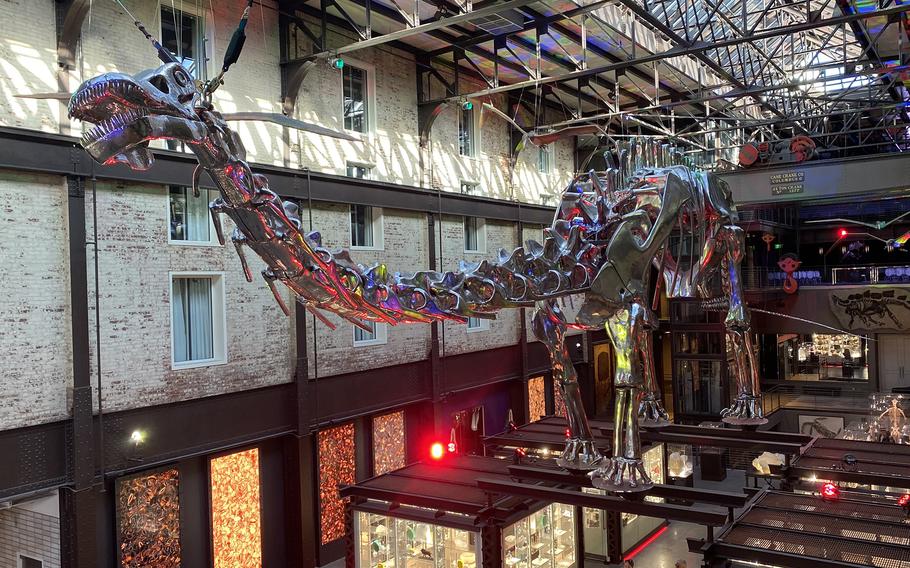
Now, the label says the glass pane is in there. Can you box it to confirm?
[459,108,474,156]
[673,331,723,355]
[355,321,377,342]
[778,333,869,381]
[169,186,210,242]
[674,359,723,414]
[464,217,477,251]
[172,277,214,363]
[351,205,374,247]
[343,66,368,133]
[210,449,262,568]
[161,7,199,77]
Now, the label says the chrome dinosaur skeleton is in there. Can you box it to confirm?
[68,61,764,492]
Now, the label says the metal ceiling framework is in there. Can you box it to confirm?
[277,0,910,166]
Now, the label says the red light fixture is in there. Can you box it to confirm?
[821,482,840,501]
[430,442,445,460]
[898,494,910,508]
[839,229,848,238]
[565,428,571,439]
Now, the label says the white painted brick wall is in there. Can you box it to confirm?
[0,172,72,429]
[81,179,294,414]
[0,0,574,205]
[0,506,61,568]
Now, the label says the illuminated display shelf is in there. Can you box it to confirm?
[356,512,479,568]
[502,502,576,568]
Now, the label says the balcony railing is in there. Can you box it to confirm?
[744,264,910,290]
[762,382,871,416]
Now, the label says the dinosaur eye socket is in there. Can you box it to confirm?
[173,68,189,87]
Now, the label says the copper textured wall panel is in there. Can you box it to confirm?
[210,448,262,568]
[116,468,181,567]
[528,376,546,422]
[319,423,356,544]
[372,411,406,476]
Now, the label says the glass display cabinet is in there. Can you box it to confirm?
[502,503,576,568]
[356,512,480,568]
[621,445,667,550]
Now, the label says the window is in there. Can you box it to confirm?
[346,163,371,179]
[464,216,485,253]
[343,65,370,133]
[538,145,553,173]
[169,186,216,244]
[18,555,42,568]
[467,317,489,332]
[353,321,387,346]
[171,273,226,368]
[460,181,478,195]
[459,107,476,157]
[350,205,383,249]
[161,5,205,79]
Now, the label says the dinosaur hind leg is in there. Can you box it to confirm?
[531,301,603,471]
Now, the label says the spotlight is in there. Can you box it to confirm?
[130,430,145,446]
[842,453,857,471]
[839,229,848,238]
[330,57,345,70]
[461,100,474,111]
[430,442,445,460]
[820,482,840,501]
[513,447,527,464]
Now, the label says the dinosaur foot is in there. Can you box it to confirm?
[638,395,671,428]
[589,457,654,493]
[556,438,604,472]
[721,395,768,426]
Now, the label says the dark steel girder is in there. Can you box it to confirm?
[613,0,806,132]
[420,3,910,107]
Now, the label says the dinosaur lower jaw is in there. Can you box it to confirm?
[82,115,207,171]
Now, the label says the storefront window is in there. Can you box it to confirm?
[356,512,479,568]
[503,502,575,568]
[777,333,869,381]
[621,445,666,549]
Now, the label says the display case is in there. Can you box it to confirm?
[666,444,693,480]
[502,503,576,568]
[356,512,480,568]
[620,445,667,550]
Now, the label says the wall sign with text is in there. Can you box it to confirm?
[769,171,805,195]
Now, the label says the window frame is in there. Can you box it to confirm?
[18,554,43,568]
[537,144,554,173]
[167,185,220,246]
[159,4,209,80]
[340,60,376,135]
[460,181,479,195]
[350,205,384,251]
[458,106,480,158]
[169,271,228,370]
[467,317,490,333]
[346,162,373,179]
[353,320,388,347]
[463,216,486,254]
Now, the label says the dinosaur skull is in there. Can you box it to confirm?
[68,63,206,170]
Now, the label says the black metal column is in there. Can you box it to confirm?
[284,296,319,568]
[60,175,98,568]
